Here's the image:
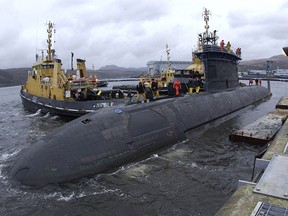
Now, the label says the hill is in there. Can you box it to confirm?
[0,68,30,87]
[239,54,288,71]
[99,64,147,72]
[93,65,146,79]
[93,69,144,79]
[0,66,146,87]
[1,55,288,87]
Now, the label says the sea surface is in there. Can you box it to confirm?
[0,81,287,216]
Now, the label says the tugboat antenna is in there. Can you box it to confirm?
[35,22,38,62]
[46,21,55,62]
[71,52,74,70]
[166,44,172,70]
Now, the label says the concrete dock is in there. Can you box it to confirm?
[229,110,288,144]
[216,96,288,215]
[276,96,288,109]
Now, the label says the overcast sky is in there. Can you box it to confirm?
[1,0,288,69]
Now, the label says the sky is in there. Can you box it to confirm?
[0,0,288,69]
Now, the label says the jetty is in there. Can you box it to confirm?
[216,96,288,215]
[229,111,287,145]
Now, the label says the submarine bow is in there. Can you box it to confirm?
[8,86,271,187]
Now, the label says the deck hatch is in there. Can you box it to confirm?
[128,109,169,137]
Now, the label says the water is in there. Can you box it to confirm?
[0,81,286,216]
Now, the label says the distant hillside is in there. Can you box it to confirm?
[0,65,146,87]
[92,64,146,79]
[239,55,288,71]
[92,69,144,79]
[2,55,288,88]
[0,68,29,87]
[98,64,147,72]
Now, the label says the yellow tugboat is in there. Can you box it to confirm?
[21,21,125,117]
[140,44,176,88]
[140,42,205,95]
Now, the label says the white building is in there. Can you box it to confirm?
[147,61,192,76]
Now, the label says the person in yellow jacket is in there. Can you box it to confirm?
[226,41,231,53]
[136,82,146,103]
[151,79,159,99]
[195,77,201,94]
[188,77,195,95]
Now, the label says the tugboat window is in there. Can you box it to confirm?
[128,110,169,137]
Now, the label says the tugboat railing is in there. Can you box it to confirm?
[71,82,88,89]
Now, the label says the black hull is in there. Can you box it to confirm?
[20,89,126,117]
[10,86,271,187]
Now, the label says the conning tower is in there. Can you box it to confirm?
[195,8,241,91]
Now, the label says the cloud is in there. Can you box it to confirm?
[0,0,288,69]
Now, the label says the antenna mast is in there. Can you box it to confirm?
[199,8,218,46]
[71,52,74,70]
[203,8,210,39]
[46,21,55,61]
[166,44,171,70]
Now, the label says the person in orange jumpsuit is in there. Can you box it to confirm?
[173,79,181,96]
[220,39,225,52]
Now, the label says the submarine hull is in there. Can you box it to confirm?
[20,89,126,118]
[9,86,271,187]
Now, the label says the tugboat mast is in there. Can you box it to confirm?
[46,21,55,62]
[166,44,172,70]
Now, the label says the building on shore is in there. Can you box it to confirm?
[146,60,192,76]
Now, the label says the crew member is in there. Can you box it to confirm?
[255,78,259,85]
[238,48,242,57]
[220,39,225,52]
[136,81,146,103]
[151,79,159,99]
[236,47,241,57]
[144,82,153,102]
[195,77,201,94]
[226,41,231,53]
[188,77,195,94]
[173,79,181,96]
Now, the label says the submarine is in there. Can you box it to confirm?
[8,9,272,187]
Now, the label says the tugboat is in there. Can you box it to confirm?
[140,44,176,88]
[21,21,125,118]
[112,44,176,94]
[9,9,272,187]
[114,41,205,95]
